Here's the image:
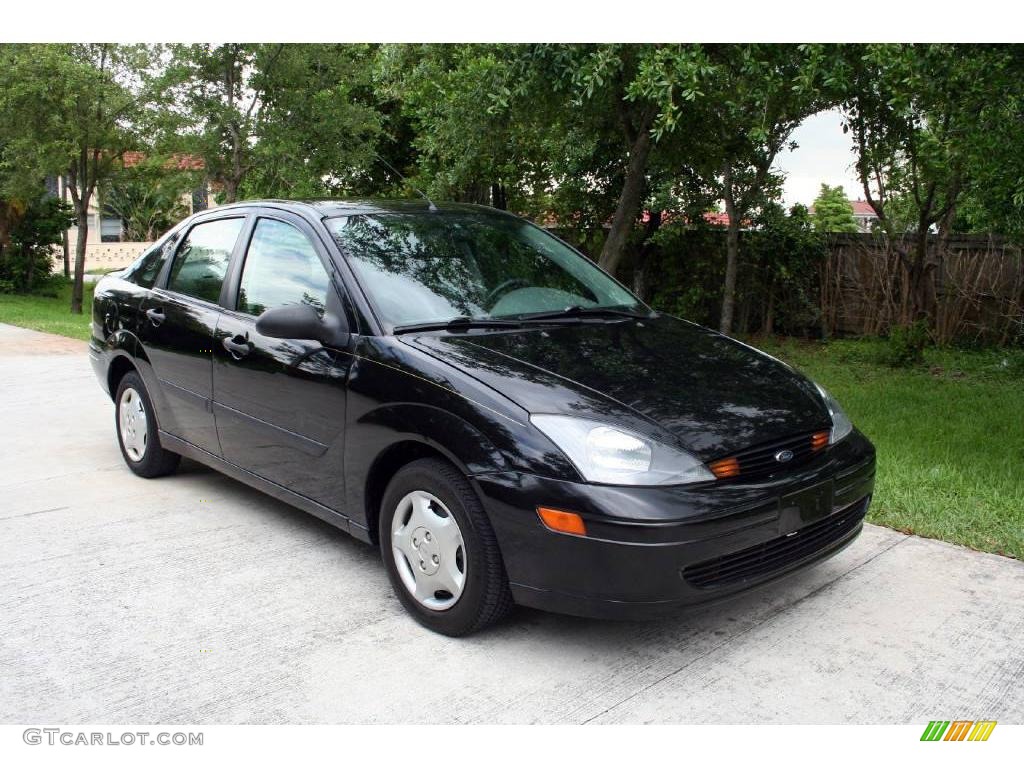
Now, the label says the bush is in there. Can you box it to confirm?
[0,196,73,293]
[638,204,825,336]
[885,320,931,367]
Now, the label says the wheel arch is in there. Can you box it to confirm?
[106,353,138,401]
[362,439,476,546]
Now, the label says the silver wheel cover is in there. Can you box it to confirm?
[390,490,467,610]
[118,387,148,462]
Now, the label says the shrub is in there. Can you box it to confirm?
[0,196,73,293]
[885,320,931,367]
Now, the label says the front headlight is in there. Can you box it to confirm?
[530,414,715,486]
[815,384,853,444]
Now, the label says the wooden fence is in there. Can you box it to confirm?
[822,233,1024,344]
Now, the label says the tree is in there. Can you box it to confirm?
[956,47,1024,239]
[377,44,527,207]
[243,44,382,197]
[155,44,382,202]
[811,184,858,232]
[0,196,73,292]
[633,44,828,333]
[155,44,267,203]
[839,44,1005,326]
[0,46,65,277]
[535,44,709,277]
[0,44,150,313]
[385,44,714,280]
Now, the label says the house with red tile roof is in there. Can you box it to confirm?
[808,198,880,233]
[848,199,880,232]
[48,153,210,245]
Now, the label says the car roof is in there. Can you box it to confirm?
[209,198,508,219]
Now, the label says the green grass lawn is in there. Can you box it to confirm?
[754,337,1023,560]
[0,280,95,341]
[0,287,1019,559]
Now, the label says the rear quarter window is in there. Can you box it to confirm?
[121,236,175,288]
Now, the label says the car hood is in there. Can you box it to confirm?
[404,314,831,460]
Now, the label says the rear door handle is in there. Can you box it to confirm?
[222,335,253,359]
[145,307,165,327]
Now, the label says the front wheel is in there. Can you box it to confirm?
[380,458,513,636]
[114,371,180,478]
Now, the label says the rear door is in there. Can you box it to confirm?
[211,213,352,511]
[139,215,247,455]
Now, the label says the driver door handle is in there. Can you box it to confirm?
[145,307,165,327]
[222,335,253,359]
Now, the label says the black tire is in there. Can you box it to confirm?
[379,457,513,636]
[114,371,181,478]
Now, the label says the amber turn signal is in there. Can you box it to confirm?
[811,431,829,451]
[537,507,587,536]
[708,456,741,479]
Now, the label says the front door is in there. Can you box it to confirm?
[211,215,351,511]
[139,216,246,455]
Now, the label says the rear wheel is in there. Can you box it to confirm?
[114,371,180,478]
[380,458,513,636]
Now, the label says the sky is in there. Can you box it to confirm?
[772,109,865,208]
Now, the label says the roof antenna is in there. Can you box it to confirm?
[375,154,437,212]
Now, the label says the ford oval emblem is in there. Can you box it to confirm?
[774,449,794,463]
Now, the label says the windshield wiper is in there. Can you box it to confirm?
[516,305,649,322]
[392,316,526,335]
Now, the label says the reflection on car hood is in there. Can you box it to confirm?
[404,314,831,460]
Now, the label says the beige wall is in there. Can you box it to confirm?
[53,241,154,273]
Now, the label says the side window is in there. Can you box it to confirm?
[237,219,330,317]
[167,218,244,303]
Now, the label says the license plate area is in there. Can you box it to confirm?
[779,479,834,535]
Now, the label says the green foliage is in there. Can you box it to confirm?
[102,159,196,241]
[630,44,829,331]
[812,184,858,233]
[0,43,152,313]
[153,44,383,202]
[2,42,1024,342]
[885,320,931,367]
[643,204,825,335]
[0,196,73,293]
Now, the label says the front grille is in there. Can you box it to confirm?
[682,497,869,589]
[708,430,829,481]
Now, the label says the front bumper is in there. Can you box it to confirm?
[475,430,876,619]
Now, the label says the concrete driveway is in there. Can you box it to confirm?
[0,322,1021,724]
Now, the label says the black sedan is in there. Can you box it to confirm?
[90,199,875,636]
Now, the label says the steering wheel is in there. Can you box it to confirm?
[485,278,530,308]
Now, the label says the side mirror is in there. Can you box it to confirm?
[255,304,350,348]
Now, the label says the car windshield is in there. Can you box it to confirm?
[326,212,643,328]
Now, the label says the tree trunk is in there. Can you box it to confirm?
[903,228,931,325]
[719,170,740,334]
[223,176,239,204]
[71,208,88,315]
[598,126,652,277]
[62,230,70,279]
[763,279,775,336]
[490,182,507,211]
[23,244,36,292]
[631,210,662,302]
[61,176,71,278]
